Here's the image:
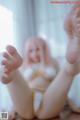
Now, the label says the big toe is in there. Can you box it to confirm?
[6,45,17,56]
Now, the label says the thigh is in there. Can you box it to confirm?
[36,83,66,119]
[36,93,60,119]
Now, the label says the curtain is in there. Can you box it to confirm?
[0,0,80,112]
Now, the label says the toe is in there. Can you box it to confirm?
[6,45,17,56]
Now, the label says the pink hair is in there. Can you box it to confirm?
[22,37,53,69]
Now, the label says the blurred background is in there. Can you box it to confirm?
[0,0,73,57]
[0,0,79,114]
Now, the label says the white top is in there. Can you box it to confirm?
[23,63,57,79]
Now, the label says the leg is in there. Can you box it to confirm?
[64,5,80,64]
[67,74,80,113]
[7,70,34,119]
[1,46,34,119]
[36,64,76,119]
[65,5,80,112]
[37,12,80,119]
[36,51,80,119]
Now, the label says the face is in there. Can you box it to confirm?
[28,41,42,63]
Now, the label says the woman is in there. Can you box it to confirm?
[1,4,80,119]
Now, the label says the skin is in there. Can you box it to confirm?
[64,5,80,64]
[64,5,80,112]
[23,38,59,92]
[1,46,80,119]
[0,5,80,119]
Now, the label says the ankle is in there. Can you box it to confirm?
[64,62,77,77]
[1,70,16,84]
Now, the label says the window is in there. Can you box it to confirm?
[0,5,14,52]
[0,5,14,112]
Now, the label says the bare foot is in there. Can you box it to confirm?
[1,45,23,84]
[64,5,80,64]
[64,5,80,39]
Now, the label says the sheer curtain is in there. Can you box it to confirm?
[0,5,14,112]
[0,0,79,112]
[33,0,73,59]
[0,0,36,112]
[33,0,80,106]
